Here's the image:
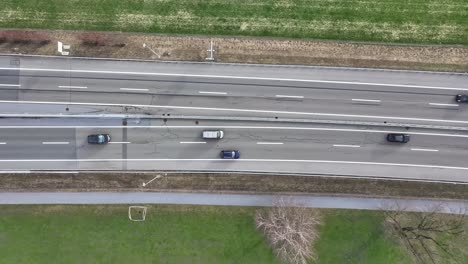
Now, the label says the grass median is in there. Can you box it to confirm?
[1,0,467,45]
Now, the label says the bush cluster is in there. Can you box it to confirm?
[0,30,51,45]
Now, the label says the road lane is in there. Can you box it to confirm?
[16,73,464,97]
[0,128,76,159]
[3,55,466,89]
[5,93,468,127]
[11,78,464,110]
[0,123,466,179]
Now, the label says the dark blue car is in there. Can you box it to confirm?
[88,134,111,144]
[386,133,410,143]
[455,94,468,103]
[220,150,240,159]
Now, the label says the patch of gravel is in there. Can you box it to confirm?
[0,30,467,72]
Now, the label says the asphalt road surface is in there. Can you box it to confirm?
[0,118,467,181]
[1,56,468,126]
[0,56,468,181]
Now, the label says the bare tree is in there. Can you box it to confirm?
[383,203,466,264]
[255,197,321,264]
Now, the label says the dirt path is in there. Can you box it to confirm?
[1,30,467,72]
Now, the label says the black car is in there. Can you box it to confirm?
[455,94,468,103]
[220,150,240,159]
[386,133,410,143]
[88,134,111,144]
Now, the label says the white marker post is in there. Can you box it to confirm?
[206,40,215,61]
[143,43,161,58]
[142,174,162,187]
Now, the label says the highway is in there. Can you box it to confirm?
[0,55,468,180]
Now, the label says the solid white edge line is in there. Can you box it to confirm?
[57,85,88,89]
[119,88,149,92]
[108,142,131,144]
[4,99,468,124]
[0,125,467,138]
[3,67,465,91]
[198,91,228,95]
[42,142,69,145]
[180,141,207,144]
[352,99,381,103]
[429,103,459,107]
[411,148,439,152]
[256,142,284,145]
[275,95,304,99]
[333,144,361,148]
[0,84,20,87]
[0,158,466,170]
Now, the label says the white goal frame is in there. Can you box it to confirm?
[128,206,147,222]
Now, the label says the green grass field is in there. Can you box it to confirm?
[313,210,411,264]
[0,205,279,264]
[0,0,467,44]
[0,205,416,264]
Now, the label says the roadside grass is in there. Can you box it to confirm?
[0,0,467,44]
[313,209,412,264]
[0,205,279,264]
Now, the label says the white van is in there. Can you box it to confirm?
[202,130,224,139]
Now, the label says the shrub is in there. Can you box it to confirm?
[0,30,51,45]
[79,32,109,46]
